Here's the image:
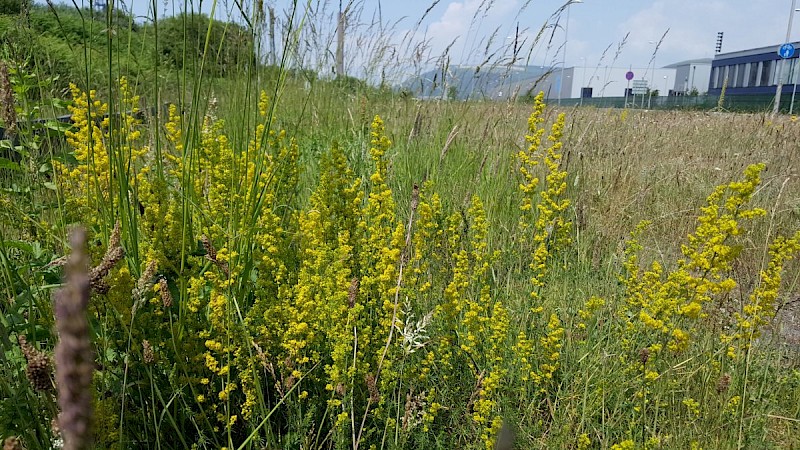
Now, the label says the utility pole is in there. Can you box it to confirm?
[557,0,583,106]
[774,0,797,115]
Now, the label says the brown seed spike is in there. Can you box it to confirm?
[2,436,24,450]
[717,373,731,393]
[348,278,359,308]
[108,221,122,251]
[365,372,379,403]
[142,340,154,364]
[410,183,420,212]
[18,335,53,391]
[0,62,17,139]
[137,260,158,293]
[54,227,94,450]
[159,278,173,308]
[201,235,217,262]
[88,244,125,290]
[639,348,650,365]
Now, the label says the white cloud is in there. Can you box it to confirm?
[615,0,788,67]
[425,0,520,63]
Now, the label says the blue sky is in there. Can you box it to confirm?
[70,0,796,78]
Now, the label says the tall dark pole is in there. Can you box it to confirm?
[774,0,797,114]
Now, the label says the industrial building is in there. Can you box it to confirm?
[708,42,800,96]
[663,59,712,94]
[543,66,678,100]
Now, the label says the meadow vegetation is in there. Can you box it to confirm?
[1,2,800,450]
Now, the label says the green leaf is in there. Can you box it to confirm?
[44,120,72,133]
[0,157,21,171]
[1,240,34,255]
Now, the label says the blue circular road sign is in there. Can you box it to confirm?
[779,43,795,59]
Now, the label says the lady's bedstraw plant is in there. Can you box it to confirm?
[56,78,148,238]
[619,164,766,366]
[723,229,800,355]
[610,163,800,446]
[513,92,570,391]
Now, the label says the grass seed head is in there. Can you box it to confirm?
[717,373,731,393]
[158,278,173,308]
[0,61,16,138]
[142,340,154,364]
[54,227,94,450]
[18,335,53,391]
[2,436,24,450]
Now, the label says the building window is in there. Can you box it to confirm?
[581,87,593,98]
[783,59,798,84]
[760,60,773,86]
[716,65,725,88]
[736,63,746,87]
[749,62,760,87]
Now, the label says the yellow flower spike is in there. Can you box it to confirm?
[258,90,270,117]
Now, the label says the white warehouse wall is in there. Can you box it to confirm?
[566,66,679,99]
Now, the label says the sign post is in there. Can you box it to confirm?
[632,79,648,108]
[774,0,798,115]
[625,70,634,107]
[775,43,796,114]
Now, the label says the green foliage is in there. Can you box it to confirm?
[0,0,26,15]
[157,13,256,77]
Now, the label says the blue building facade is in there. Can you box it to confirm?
[708,42,800,96]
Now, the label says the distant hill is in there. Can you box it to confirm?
[400,65,554,100]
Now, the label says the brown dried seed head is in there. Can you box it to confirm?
[717,373,731,393]
[639,347,650,365]
[54,228,94,450]
[201,235,217,261]
[0,61,17,138]
[89,245,125,285]
[334,382,345,397]
[142,340,154,364]
[159,278,173,308]
[45,255,69,269]
[283,375,297,391]
[410,183,420,211]
[108,221,122,251]
[90,279,111,295]
[18,335,53,391]
[137,260,158,292]
[348,278,359,308]
[365,373,379,403]
[2,436,24,450]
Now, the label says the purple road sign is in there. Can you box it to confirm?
[625,71,634,81]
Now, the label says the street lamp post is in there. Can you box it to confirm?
[646,40,657,109]
[579,57,586,106]
[774,0,798,115]
[790,8,800,114]
[557,0,583,106]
